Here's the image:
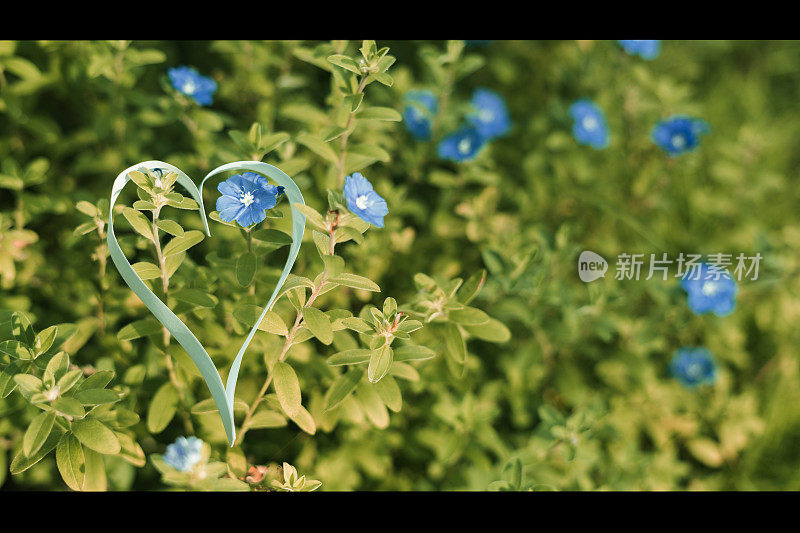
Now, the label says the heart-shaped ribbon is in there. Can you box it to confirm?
[107,160,306,446]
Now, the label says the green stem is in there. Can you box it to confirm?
[336,75,369,187]
[152,206,194,434]
[237,221,337,444]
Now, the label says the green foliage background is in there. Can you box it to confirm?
[1,40,799,490]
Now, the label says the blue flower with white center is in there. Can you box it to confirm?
[618,40,661,60]
[670,347,718,388]
[651,115,709,156]
[344,173,388,228]
[468,88,511,140]
[164,436,203,472]
[168,66,218,106]
[403,90,438,141]
[680,262,738,317]
[216,171,279,228]
[568,99,610,149]
[437,125,486,162]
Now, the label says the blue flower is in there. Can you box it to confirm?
[670,347,718,388]
[164,436,203,472]
[216,172,279,228]
[437,125,486,162]
[403,90,438,141]
[468,88,511,140]
[568,99,610,149]
[651,115,709,156]
[168,66,218,106]
[618,40,661,60]
[344,173,388,228]
[680,262,738,317]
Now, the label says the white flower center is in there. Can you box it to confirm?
[582,116,598,131]
[686,362,702,379]
[458,138,472,154]
[182,80,197,95]
[45,387,60,402]
[701,281,718,296]
[355,195,369,210]
[672,134,686,149]
[479,109,495,122]
[240,192,255,207]
[154,178,163,189]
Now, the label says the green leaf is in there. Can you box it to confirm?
[327,349,371,366]
[458,269,486,305]
[356,382,389,428]
[393,345,437,362]
[236,252,258,287]
[246,410,288,429]
[122,207,153,241]
[273,362,316,434]
[74,388,120,406]
[52,397,85,419]
[257,311,288,336]
[10,429,62,474]
[132,261,162,281]
[253,229,293,245]
[71,418,120,455]
[171,288,217,309]
[156,219,184,237]
[340,317,374,334]
[323,368,364,411]
[23,411,55,457]
[82,448,107,491]
[146,382,178,433]
[35,325,58,356]
[374,375,402,412]
[56,434,85,491]
[327,54,361,74]
[322,255,345,277]
[162,230,204,256]
[358,106,402,121]
[444,323,466,364]
[463,318,511,343]
[368,344,393,383]
[1,340,34,360]
[302,306,333,345]
[117,319,161,341]
[329,273,380,292]
[297,133,339,164]
[449,307,490,325]
[294,203,327,231]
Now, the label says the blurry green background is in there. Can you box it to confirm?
[2,40,800,490]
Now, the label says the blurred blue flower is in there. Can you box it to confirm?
[438,125,486,162]
[403,90,438,141]
[651,115,709,156]
[168,66,217,106]
[164,436,203,472]
[680,262,738,317]
[618,40,661,60]
[670,347,718,388]
[344,173,388,228]
[468,88,511,140]
[216,172,279,228]
[568,99,609,149]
